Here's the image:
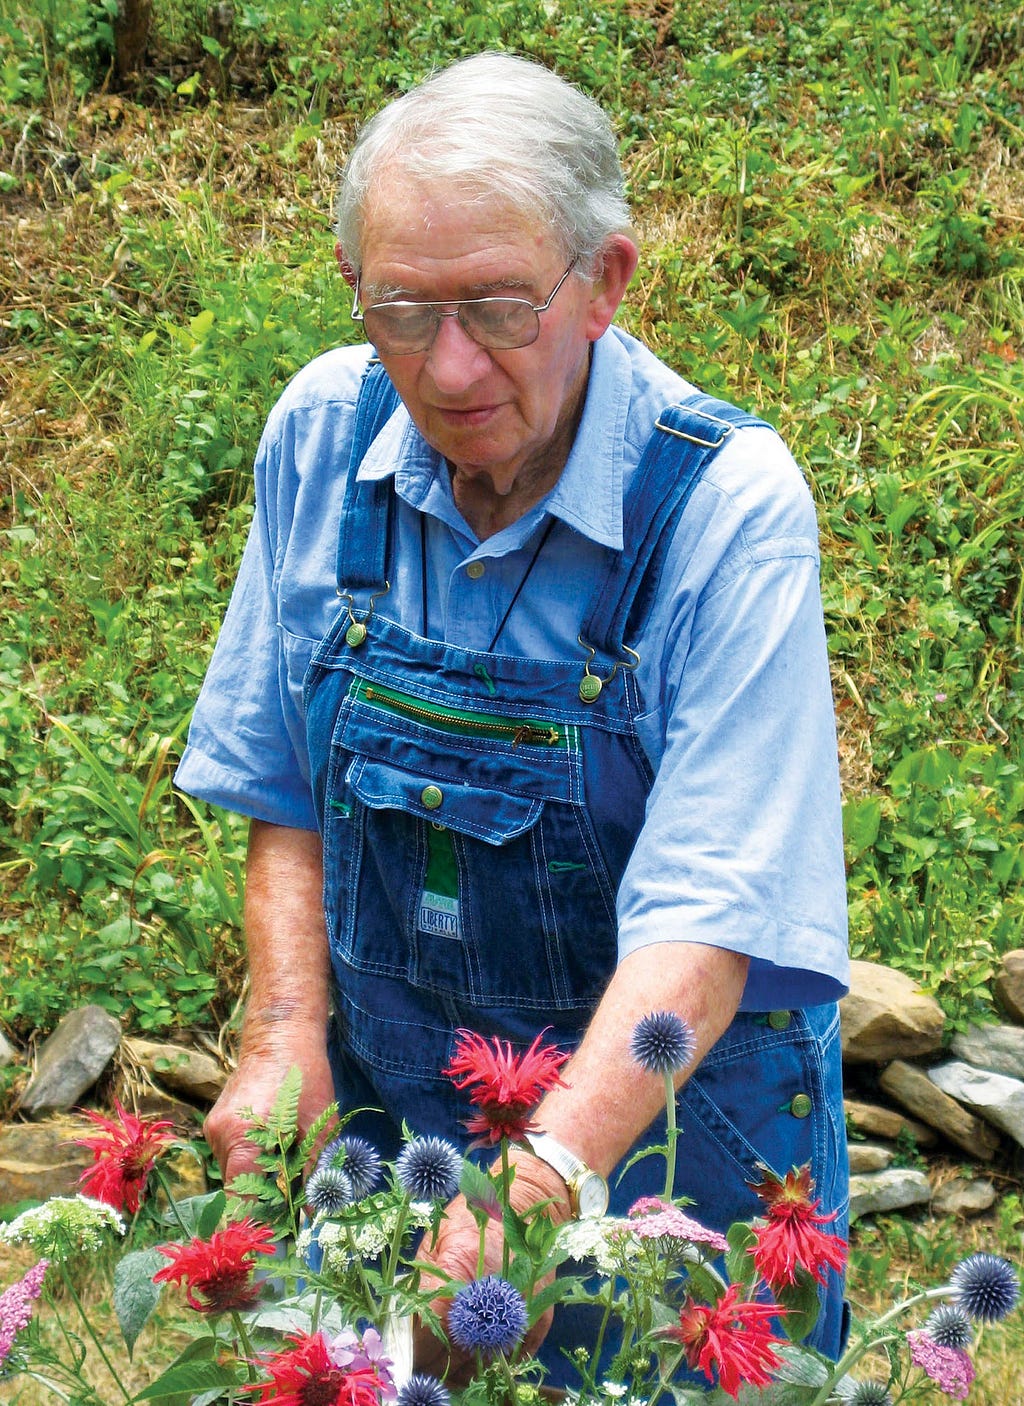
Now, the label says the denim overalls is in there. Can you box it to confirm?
[303,363,849,1374]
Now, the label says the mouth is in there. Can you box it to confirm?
[434,403,502,429]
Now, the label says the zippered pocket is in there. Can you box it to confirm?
[338,674,584,807]
[352,679,565,748]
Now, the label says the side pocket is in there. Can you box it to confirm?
[672,1007,848,1230]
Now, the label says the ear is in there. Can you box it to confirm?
[583,233,640,342]
[335,242,358,290]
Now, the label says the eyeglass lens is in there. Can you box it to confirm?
[363,297,539,355]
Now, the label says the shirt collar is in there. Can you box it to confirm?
[356,329,633,550]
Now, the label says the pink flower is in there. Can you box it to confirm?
[443,1029,569,1144]
[0,1260,49,1369]
[908,1329,975,1400]
[627,1197,729,1253]
[248,1331,393,1406]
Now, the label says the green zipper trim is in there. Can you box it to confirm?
[352,679,569,748]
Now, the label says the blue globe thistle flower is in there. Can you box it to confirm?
[838,1382,893,1406]
[448,1275,528,1357]
[924,1302,973,1349]
[396,1375,451,1406]
[395,1136,463,1202]
[319,1134,382,1198]
[629,1011,697,1075]
[304,1164,355,1216]
[950,1253,1020,1322]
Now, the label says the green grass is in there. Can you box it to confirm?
[0,0,1022,1044]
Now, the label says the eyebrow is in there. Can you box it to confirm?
[361,275,535,304]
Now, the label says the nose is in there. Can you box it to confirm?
[423,310,492,394]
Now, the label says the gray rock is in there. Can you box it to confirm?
[849,1168,932,1221]
[951,1024,1024,1081]
[931,1175,997,1218]
[20,1006,122,1116]
[878,1060,1001,1160]
[841,960,945,1063]
[844,1097,937,1147]
[928,1060,1024,1149]
[0,1117,93,1204]
[847,1142,893,1174]
[0,1029,16,1068]
[123,1038,227,1104]
[994,950,1024,1024]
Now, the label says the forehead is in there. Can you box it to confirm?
[359,175,559,298]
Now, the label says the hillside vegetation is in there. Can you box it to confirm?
[1,0,1023,1081]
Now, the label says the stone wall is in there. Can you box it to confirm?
[4,954,1024,1219]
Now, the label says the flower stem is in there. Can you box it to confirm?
[23,1369,75,1403]
[805,1287,951,1406]
[231,1310,260,1381]
[500,1140,512,1278]
[57,1263,133,1405]
[152,1166,194,1238]
[662,1069,678,1201]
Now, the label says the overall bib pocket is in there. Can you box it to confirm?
[318,668,621,1013]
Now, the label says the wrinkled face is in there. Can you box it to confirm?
[356,178,612,507]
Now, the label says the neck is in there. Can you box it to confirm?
[450,457,562,539]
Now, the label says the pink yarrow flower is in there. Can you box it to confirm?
[0,1260,49,1369]
[908,1329,975,1400]
[627,1197,729,1253]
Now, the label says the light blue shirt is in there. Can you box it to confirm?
[176,327,849,1007]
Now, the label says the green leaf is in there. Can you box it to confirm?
[167,1190,227,1237]
[773,1268,823,1344]
[136,1360,245,1400]
[724,1220,758,1288]
[266,1065,303,1143]
[113,1248,166,1356]
[460,1159,502,1222]
[770,1340,831,1386]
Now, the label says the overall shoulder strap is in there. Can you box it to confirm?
[579,394,772,659]
[334,359,402,593]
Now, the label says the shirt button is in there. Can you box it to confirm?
[420,785,444,810]
[790,1093,813,1119]
[466,561,486,580]
[768,1010,792,1031]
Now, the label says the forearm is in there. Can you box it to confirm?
[525,941,748,1179]
[239,818,330,1045]
[205,818,334,1179]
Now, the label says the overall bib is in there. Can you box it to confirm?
[304,363,849,1377]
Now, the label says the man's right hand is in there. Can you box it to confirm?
[204,1022,337,1187]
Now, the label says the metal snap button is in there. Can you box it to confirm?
[790,1093,812,1119]
[768,1010,792,1031]
[466,560,485,579]
[420,785,444,810]
[579,674,602,702]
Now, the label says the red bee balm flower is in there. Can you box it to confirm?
[250,1332,390,1406]
[748,1164,847,1290]
[667,1285,785,1399]
[75,1101,176,1214]
[443,1030,569,1144]
[153,1218,276,1313]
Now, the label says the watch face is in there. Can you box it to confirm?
[577,1171,609,1217]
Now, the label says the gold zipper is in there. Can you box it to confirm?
[360,683,561,747]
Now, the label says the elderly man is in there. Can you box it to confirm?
[175,50,850,1379]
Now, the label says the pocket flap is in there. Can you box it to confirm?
[347,757,542,844]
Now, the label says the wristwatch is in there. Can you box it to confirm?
[526,1132,609,1218]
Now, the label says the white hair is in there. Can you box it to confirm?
[335,52,632,274]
